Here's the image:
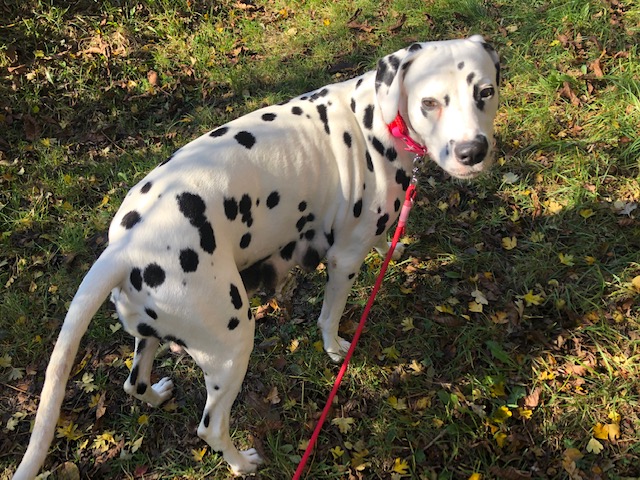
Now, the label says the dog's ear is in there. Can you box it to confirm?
[468,35,501,87]
[375,43,424,125]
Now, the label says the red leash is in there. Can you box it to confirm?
[292,182,418,479]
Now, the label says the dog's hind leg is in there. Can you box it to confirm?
[124,337,174,407]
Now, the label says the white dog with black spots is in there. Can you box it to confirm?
[13,35,499,478]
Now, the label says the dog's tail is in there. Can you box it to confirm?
[13,247,126,480]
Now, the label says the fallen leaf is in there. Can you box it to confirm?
[392,457,410,474]
[331,416,355,434]
[502,236,517,250]
[522,387,541,408]
[586,437,604,454]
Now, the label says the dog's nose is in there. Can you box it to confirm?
[454,135,489,166]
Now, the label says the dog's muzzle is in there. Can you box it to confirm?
[455,135,489,166]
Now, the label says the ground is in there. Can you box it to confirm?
[0,0,639,478]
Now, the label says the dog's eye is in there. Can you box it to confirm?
[421,98,440,111]
[479,86,495,99]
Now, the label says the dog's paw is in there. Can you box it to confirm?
[375,241,405,261]
[230,448,264,476]
[325,337,351,363]
[149,377,174,406]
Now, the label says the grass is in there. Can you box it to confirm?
[1,0,639,478]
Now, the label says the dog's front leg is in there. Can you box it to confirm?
[317,247,371,362]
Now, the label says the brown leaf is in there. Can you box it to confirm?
[560,81,581,106]
[147,70,159,86]
[95,392,107,420]
[522,386,541,409]
[590,58,604,77]
[489,466,532,480]
[389,13,407,33]
[23,114,41,141]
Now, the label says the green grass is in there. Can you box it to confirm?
[1,0,640,478]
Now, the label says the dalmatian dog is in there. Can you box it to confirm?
[14,35,499,478]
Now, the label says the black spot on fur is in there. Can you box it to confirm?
[143,263,166,288]
[298,201,307,212]
[325,230,335,246]
[343,132,352,148]
[177,192,216,254]
[408,43,423,51]
[247,307,252,320]
[350,98,356,113]
[224,197,238,220]
[385,147,397,162]
[210,126,229,137]
[239,194,253,226]
[371,137,385,156]
[444,94,450,107]
[305,229,315,240]
[240,258,277,292]
[180,248,199,273]
[130,365,139,385]
[203,413,210,428]
[309,88,329,101]
[457,61,465,70]
[302,248,320,271]
[228,317,240,330]
[266,191,280,209]
[141,182,152,194]
[280,241,296,261]
[365,151,374,172]
[136,383,148,395]
[296,216,307,232]
[214,385,220,390]
[467,72,476,85]
[138,322,159,338]
[394,198,401,212]
[353,199,363,218]
[121,211,141,229]
[235,131,256,149]
[395,169,411,191]
[291,106,303,115]
[376,213,390,235]
[240,233,252,249]
[262,113,277,121]
[348,273,356,279]
[375,55,400,91]
[316,104,330,134]
[136,339,147,355]
[230,283,243,309]
[130,268,143,291]
[363,105,374,130]
[145,308,158,320]
[356,78,363,88]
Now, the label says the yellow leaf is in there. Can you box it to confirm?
[585,256,596,265]
[468,474,482,480]
[388,396,408,411]
[522,290,544,306]
[331,416,355,434]
[631,275,640,292]
[492,406,512,424]
[330,445,344,460]
[546,200,563,214]
[468,301,483,313]
[98,195,109,208]
[471,288,489,305]
[608,410,621,423]
[435,304,455,315]
[323,18,331,26]
[586,437,604,454]
[401,317,415,331]
[494,431,508,448]
[579,208,595,219]
[538,370,556,381]
[137,414,149,425]
[593,422,609,440]
[415,396,431,411]
[558,253,575,266]
[56,422,83,441]
[191,447,207,462]
[501,236,517,250]
[518,408,533,419]
[563,447,583,462]
[489,382,506,398]
[313,340,324,352]
[289,338,300,353]
[392,457,410,475]
[607,422,620,440]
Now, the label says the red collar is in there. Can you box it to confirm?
[387,113,428,156]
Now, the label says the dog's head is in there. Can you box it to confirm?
[376,35,500,179]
